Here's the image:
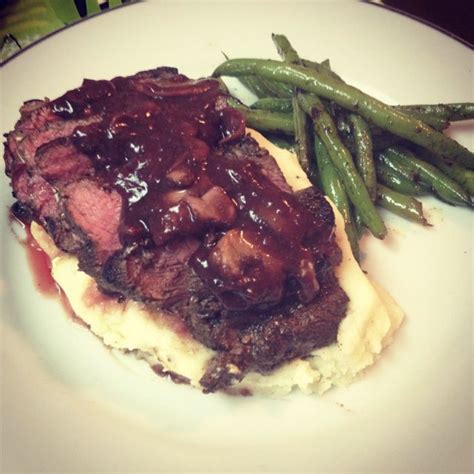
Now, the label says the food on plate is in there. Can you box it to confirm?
[3,65,404,395]
[216,34,474,258]
[28,129,403,395]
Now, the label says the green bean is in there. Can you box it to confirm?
[334,111,353,136]
[250,98,293,113]
[376,148,425,183]
[376,161,427,196]
[272,30,383,233]
[348,114,376,201]
[352,207,365,238]
[213,59,474,169]
[237,75,273,98]
[298,93,387,238]
[398,103,474,122]
[271,34,314,176]
[376,185,429,225]
[337,120,403,154]
[334,109,388,138]
[433,159,474,195]
[314,134,360,260]
[231,102,406,156]
[292,97,313,174]
[304,58,447,145]
[301,58,344,82]
[372,134,404,151]
[410,146,474,195]
[228,98,295,135]
[272,32,366,232]
[332,104,421,151]
[320,58,331,68]
[223,54,253,95]
[242,109,295,136]
[394,109,448,130]
[379,146,472,206]
[272,33,300,64]
[260,78,293,98]
[269,35,332,195]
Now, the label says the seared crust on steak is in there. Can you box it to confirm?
[4,67,349,392]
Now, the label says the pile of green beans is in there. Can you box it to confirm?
[214,35,474,260]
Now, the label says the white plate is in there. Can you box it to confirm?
[1,2,472,472]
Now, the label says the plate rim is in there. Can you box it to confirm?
[1,0,471,67]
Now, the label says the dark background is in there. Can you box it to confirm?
[383,0,473,45]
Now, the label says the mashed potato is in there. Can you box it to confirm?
[31,130,404,395]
